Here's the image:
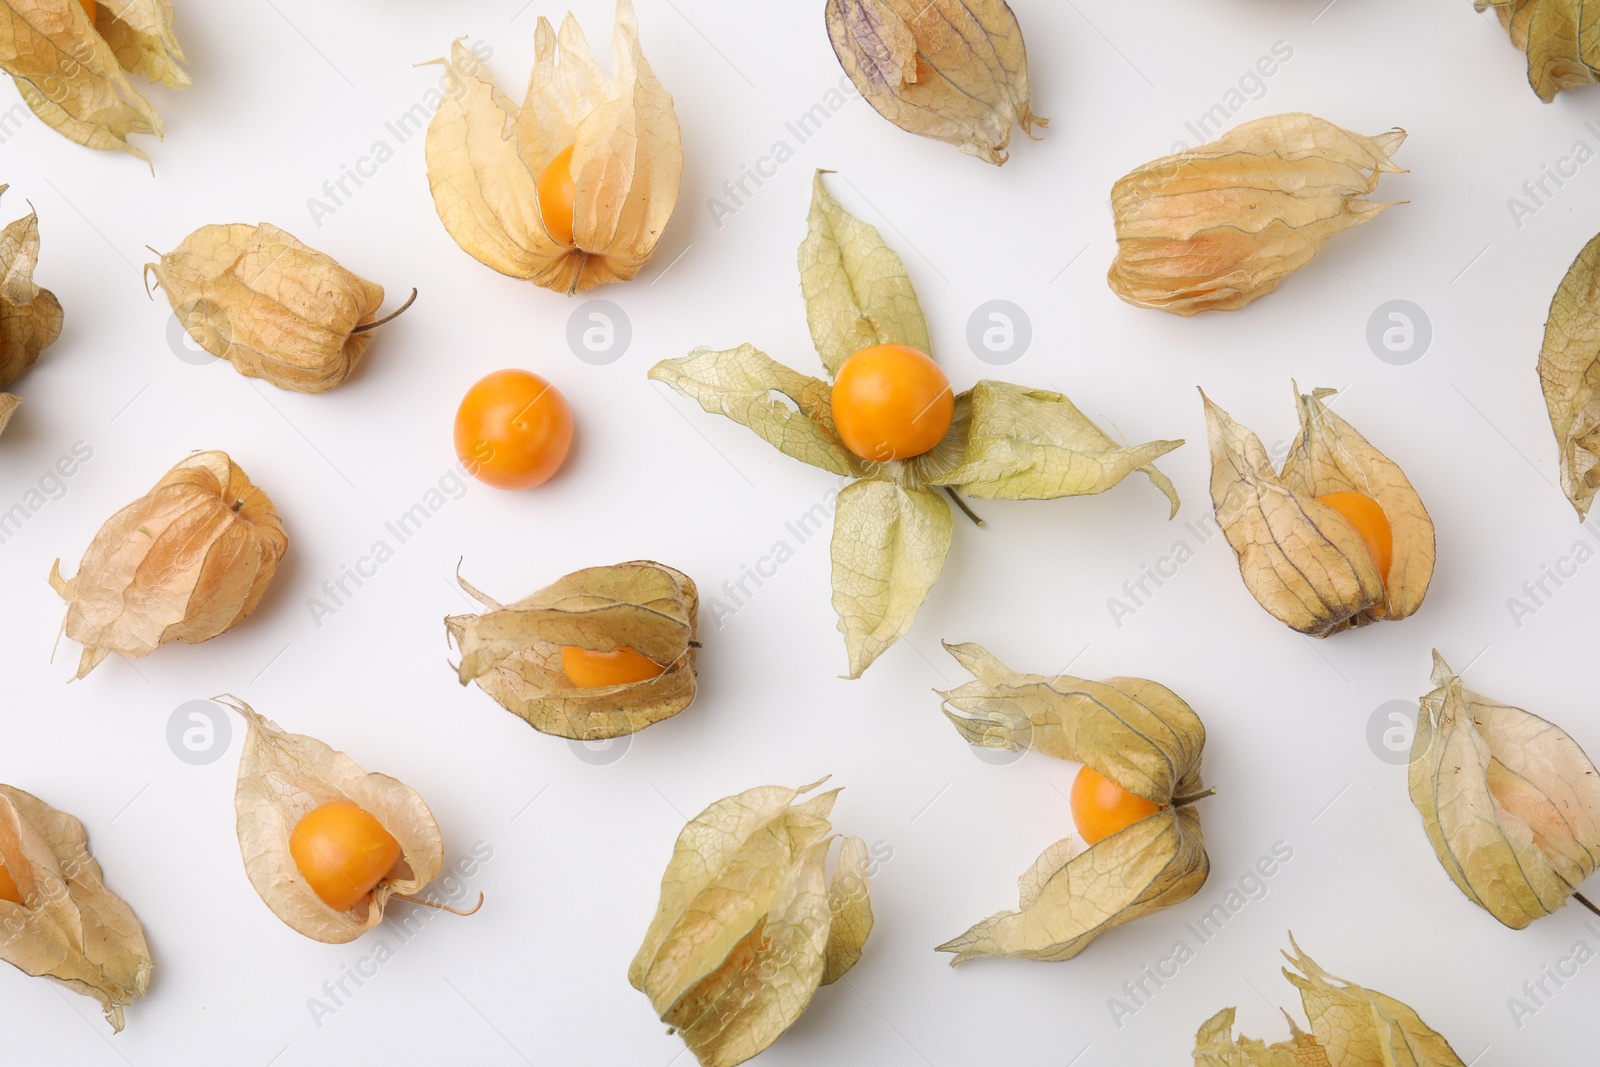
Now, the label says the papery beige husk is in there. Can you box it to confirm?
[935,643,1210,963]
[227,697,446,945]
[1537,228,1600,519]
[1409,651,1600,929]
[1203,385,1434,637]
[145,223,396,393]
[1477,0,1600,101]
[629,779,873,1067]
[825,0,1045,164]
[49,450,288,679]
[446,561,698,740]
[0,0,188,159]
[1194,936,1467,1067]
[425,0,682,294]
[0,185,64,434]
[0,785,152,1031]
[1109,114,1405,315]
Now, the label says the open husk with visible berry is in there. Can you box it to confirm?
[629,779,873,1067]
[446,561,698,740]
[0,785,152,1031]
[651,171,1182,677]
[228,698,472,944]
[935,643,1210,963]
[424,0,682,294]
[49,451,288,679]
[0,186,63,435]
[1202,386,1434,637]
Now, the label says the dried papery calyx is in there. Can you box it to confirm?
[1109,114,1405,315]
[0,785,153,1031]
[228,698,481,944]
[424,0,683,294]
[1537,229,1600,519]
[0,0,189,159]
[445,561,698,740]
[1477,0,1600,101]
[1409,651,1600,929]
[825,0,1045,164]
[629,779,873,1067]
[145,223,413,392]
[935,643,1211,963]
[1202,385,1434,637]
[0,185,64,436]
[49,450,288,679]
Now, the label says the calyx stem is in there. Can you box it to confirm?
[1171,787,1216,808]
[944,487,985,527]
[351,288,418,333]
[393,891,484,916]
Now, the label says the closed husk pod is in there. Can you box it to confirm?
[1476,0,1600,101]
[0,186,64,435]
[1537,229,1600,519]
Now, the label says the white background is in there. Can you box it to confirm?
[1,0,1596,1063]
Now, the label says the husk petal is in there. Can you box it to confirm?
[1537,229,1600,519]
[0,187,64,405]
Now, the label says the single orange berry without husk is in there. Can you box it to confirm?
[560,646,666,688]
[831,343,954,462]
[0,862,22,906]
[1070,765,1165,845]
[1316,491,1392,583]
[455,369,575,490]
[289,800,402,913]
[537,145,578,247]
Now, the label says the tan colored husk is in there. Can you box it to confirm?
[1109,114,1405,315]
[446,561,698,740]
[935,643,1210,963]
[424,0,682,294]
[629,780,872,1067]
[1203,385,1434,637]
[0,0,188,159]
[1409,651,1600,929]
[228,697,447,945]
[0,186,64,419]
[144,223,395,393]
[825,0,1045,165]
[0,785,152,1031]
[1477,0,1600,101]
[1537,229,1600,519]
[49,450,288,679]
[1193,936,1466,1067]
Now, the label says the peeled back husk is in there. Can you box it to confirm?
[0,186,65,434]
[229,698,446,944]
[1537,229,1600,519]
[1203,385,1434,636]
[629,779,872,1067]
[825,0,1045,165]
[0,0,188,159]
[1193,936,1466,1067]
[1477,0,1600,101]
[49,450,288,679]
[145,223,392,392]
[1109,114,1405,315]
[0,785,153,1031]
[1409,651,1600,929]
[935,642,1210,963]
[424,0,683,294]
[446,561,698,740]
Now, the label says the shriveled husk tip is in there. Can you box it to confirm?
[1409,652,1600,929]
[145,223,395,393]
[446,560,698,740]
[51,450,288,679]
[629,779,872,1067]
[227,697,448,945]
[0,785,153,1031]
[1109,113,1404,314]
[935,643,1209,964]
[1478,0,1600,102]
[1203,385,1434,637]
[424,0,683,294]
[0,187,65,408]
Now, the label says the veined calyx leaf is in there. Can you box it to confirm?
[1538,229,1600,519]
[445,560,698,740]
[0,785,153,1031]
[629,779,873,1067]
[1203,385,1434,637]
[652,171,1182,677]
[0,0,189,160]
[1109,114,1405,315]
[1477,0,1600,101]
[1194,936,1467,1067]
[1409,651,1600,929]
[935,643,1210,963]
[825,0,1044,164]
[0,186,62,436]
